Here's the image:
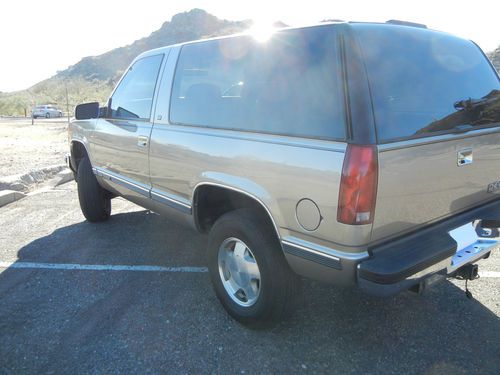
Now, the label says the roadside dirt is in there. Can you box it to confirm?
[0,118,68,177]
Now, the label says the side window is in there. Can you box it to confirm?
[110,54,164,120]
[169,26,346,140]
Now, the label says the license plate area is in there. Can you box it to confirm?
[448,222,498,271]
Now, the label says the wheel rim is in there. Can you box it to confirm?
[218,237,261,307]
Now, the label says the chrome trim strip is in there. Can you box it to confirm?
[282,240,340,261]
[282,237,369,261]
[151,189,192,214]
[378,127,500,152]
[93,167,193,214]
[192,181,282,240]
[93,167,150,195]
[283,241,342,270]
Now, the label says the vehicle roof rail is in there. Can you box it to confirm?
[386,20,427,28]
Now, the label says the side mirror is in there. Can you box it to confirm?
[99,106,108,118]
[75,102,99,120]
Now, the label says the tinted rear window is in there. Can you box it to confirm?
[355,25,500,142]
[170,26,346,140]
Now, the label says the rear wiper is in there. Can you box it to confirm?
[454,90,499,110]
[453,97,485,110]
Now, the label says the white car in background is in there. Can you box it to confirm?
[32,105,63,118]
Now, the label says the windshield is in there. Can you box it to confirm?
[354,25,500,142]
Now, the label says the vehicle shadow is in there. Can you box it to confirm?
[0,210,498,374]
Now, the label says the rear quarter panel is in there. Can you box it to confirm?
[149,125,374,250]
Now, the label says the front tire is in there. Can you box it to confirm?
[77,157,111,222]
[45,113,50,118]
[207,209,299,327]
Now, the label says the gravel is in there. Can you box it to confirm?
[0,118,68,178]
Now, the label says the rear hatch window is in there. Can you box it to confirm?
[354,25,500,143]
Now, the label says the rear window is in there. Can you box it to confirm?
[170,25,346,140]
[355,25,500,142]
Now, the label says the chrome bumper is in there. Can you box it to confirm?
[356,199,500,296]
[448,223,498,272]
[357,221,498,297]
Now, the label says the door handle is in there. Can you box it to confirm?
[137,136,149,148]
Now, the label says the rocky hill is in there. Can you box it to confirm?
[0,9,250,116]
[1,11,498,116]
[487,46,500,72]
[57,9,250,83]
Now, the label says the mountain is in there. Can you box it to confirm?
[57,9,250,83]
[0,9,251,116]
[1,11,498,117]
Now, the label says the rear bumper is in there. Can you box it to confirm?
[283,198,499,294]
[357,198,500,296]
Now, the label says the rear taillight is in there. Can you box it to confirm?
[337,144,378,225]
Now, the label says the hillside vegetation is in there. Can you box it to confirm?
[0,9,250,116]
[1,10,499,116]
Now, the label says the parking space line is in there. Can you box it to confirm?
[479,271,500,278]
[0,261,498,278]
[0,261,208,273]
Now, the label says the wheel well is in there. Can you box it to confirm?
[194,185,279,237]
[70,141,88,172]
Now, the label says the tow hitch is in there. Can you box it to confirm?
[455,264,479,280]
[453,264,480,299]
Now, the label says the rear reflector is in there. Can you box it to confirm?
[337,144,378,225]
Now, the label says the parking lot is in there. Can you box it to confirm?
[0,181,499,374]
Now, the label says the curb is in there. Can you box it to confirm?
[55,169,74,186]
[0,165,66,193]
[0,190,26,208]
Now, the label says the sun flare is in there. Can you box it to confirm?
[248,21,276,42]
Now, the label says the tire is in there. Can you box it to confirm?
[207,208,299,328]
[77,157,111,222]
[45,113,50,118]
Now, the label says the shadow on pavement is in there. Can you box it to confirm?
[0,210,498,374]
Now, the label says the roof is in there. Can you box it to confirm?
[134,20,462,63]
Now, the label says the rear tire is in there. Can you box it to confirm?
[77,157,111,222]
[45,113,50,118]
[207,208,299,328]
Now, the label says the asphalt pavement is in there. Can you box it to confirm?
[0,182,499,374]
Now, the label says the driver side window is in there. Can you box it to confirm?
[109,54,164,120]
